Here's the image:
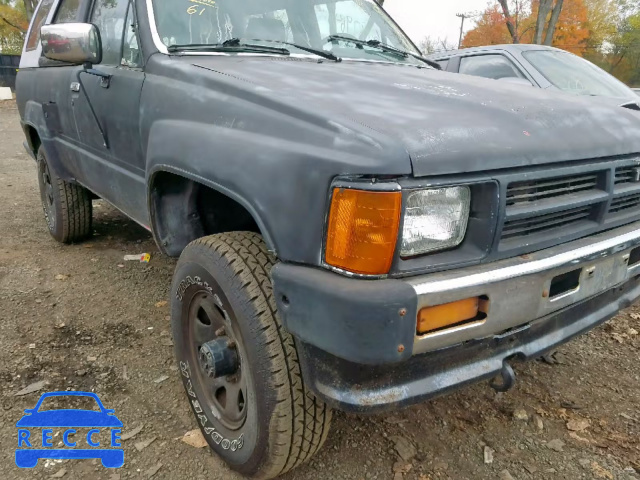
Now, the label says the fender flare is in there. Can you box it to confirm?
[21,100,72,180]
[146,165,277,256]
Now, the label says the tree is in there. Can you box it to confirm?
[530,0,567,44]
[464,0,589,52]
[0,0,28,54]
[548,0,589,54]
[605,10,640,85]
[463,5,513,46]
[543,0,564,45]
[497,0,520,43]
[466,1,536,47]
[22,0,37,19]
[418,36,456,54]
[583,0,618,47]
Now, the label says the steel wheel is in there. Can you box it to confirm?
[188,291,248,430]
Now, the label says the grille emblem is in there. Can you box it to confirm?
[633,167,640,182]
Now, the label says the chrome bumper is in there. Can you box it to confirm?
[408,221,640,355]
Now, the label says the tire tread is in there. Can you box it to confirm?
[190,232,331,479]
[37,147,92,243]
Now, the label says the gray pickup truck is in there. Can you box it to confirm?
[15,0,640,477]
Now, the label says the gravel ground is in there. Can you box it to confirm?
[0,101,639,480]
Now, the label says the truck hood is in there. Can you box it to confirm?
[191,57,640,176]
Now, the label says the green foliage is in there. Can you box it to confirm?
[0,2,28,54]
[588,3,640,86]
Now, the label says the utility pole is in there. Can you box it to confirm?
[456,13,468,49]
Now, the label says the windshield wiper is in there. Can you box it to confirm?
[167,39,290,56]
[326,35,440,69]
[234,38,341,62]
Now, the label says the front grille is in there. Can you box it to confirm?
[609,193,640,215]
[506,174,598,207]
[615,166,639,185]
[498,158,640,251]
[502,207,592,240]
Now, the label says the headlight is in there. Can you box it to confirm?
[401,186,471,257]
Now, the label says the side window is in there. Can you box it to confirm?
[121,2,142,67]
[459,54,524,80]
[90,0,129,65]
[53,0,81,23]
[25,0,55,51]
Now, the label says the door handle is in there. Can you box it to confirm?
[70,82,80,92]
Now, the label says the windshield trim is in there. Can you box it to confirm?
[147,0,169,54]
[146,0,423,62]
[172,49,428,68]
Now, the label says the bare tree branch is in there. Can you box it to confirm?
[23,0,37,20]
[0,14,26,34]
[534,0,553,44]
[544,0,564,45]
[497,0,519,43]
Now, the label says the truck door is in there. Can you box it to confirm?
[71,0,148,226]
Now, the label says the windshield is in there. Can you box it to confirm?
[151,0,422,64]
[523,50,634,99]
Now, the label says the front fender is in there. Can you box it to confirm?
[145,119,410,265]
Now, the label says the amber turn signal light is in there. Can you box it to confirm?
[417,297,488,335]
[325,188,402,275]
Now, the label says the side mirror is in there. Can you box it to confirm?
[498,77,534,87]
[41,23,102,66]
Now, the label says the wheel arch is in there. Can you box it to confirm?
[148,168,277,258]
[23,123,41,155]
[21,101,73,181]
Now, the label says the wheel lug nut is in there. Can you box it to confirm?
[215,327,226,337]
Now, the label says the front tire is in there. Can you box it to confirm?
[171,232,331,479]
[36,146,92,243]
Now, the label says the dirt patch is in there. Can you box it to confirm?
[0,105,638,480]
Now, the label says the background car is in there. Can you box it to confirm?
[427,44,639,107]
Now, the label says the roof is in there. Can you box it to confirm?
[426,44,566,60]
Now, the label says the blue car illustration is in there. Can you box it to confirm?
[16,391,124,468]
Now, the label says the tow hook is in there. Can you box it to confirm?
[489,362,516,393]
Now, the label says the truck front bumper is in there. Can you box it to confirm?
[272,221,640,413]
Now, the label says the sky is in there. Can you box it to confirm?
[385,0,490,49]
